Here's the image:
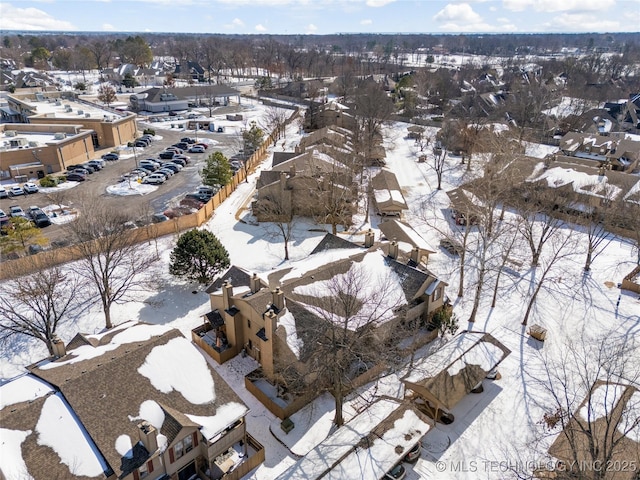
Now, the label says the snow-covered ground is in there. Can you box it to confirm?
[1,114,638,480]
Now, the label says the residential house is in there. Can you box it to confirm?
[558,132,640,172]
[253,147,355,224]
[548,381,640,480]
[1,322,263,480]
[275,397,432,480]
[371,169,408,216]
[129,86,241,113]
[378,218,437,266]
[174,62,205,83]
[196,234,447,418]
[403,331,510,422]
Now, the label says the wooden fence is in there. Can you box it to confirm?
[0,108,301,281]
[621,265,640,294]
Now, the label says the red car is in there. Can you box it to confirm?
[195,143,209,150]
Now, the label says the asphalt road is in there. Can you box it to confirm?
[0,123,241,248]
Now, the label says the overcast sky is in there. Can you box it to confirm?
[0,0,638,35]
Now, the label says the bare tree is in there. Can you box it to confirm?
[262,104,290,145]
[294,259,407,426]
[353,80,395,166]
[254,190,295,261]
[521,229,578,326]
[65,198,158,329]
[531,333,640,479]
[0,264,80,355]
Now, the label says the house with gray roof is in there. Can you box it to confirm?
[129,86,241,113]
[1,322,264,480]
[199,235,447,419]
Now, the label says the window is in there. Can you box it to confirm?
[247,319,251,329]
[432,287,442,302]
[174,439,185,460]
[184,434,193,453]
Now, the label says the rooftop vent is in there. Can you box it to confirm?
[84,113,91,118]
[77,110,84,115]
[5,130,16,137]
[53,132,66,140]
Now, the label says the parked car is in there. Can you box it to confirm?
[72,167,92,176]
[0,209,7,220]
[151,213,169,223]
[440,238,463,256]
[173,154,190,162]
[143,174,166,185]
[139,161,159,171]
[137,165,157,174]
[0,210,10,234]
[195,142,209,150]
[102,152,119,161]
[169,158,187,167]
[188,145,205,154]
[134,140,149,148]
[165,147,183,154]
[161,163,182,173]
[82,163,99,173]
[23,182,39,194]
[180,197,204,210]
[9,205,27,218]
[197,185,218,196]
[28,207,51,228]
[0,187,7,199]
[157,168,175,178]
[143,158,161,167]
[385,464,406,480]
[130,169,150,178]
[185,192,212,203]
[181,137,196,144]
[66,172,87,182]
[404,442,421,463]
[86,159,105,169]
[159,151,176,160]
[173,142,189,150]
[9,186,25,196]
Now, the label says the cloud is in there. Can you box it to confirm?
[102,23,116,31]
[255,23,267,32]
[360,19,373,25]
[542,12,622,31]
[434,3,483,24]
[224,18,245,29]
[306,23,318,33]
[366,0,396,6]
[503,0,615,12]
[0,3,76,30]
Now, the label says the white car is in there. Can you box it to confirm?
[9,186,25,196]
[143,174,166,185]
[23,182,39,194]
[0,187,7,199]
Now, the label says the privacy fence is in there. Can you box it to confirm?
[0,107,301,281]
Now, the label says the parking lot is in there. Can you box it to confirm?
[0,122,242,248]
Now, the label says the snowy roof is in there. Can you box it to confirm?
[527,163,623,201]
[24,323,248,479]
[403,332,510,411]
[548,381,640,479]
[371,170,408,212]
[275,398,430,480]
[378,219,437,253]
[0,376,111,480]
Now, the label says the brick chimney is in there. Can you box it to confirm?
[410,247,421,264]
[388,240,399,259]
[51,335,66,358]
[250,273,262,294]
[137,421,158,454]
[264,309,278,337]
[272,287,284,311]
[222,280,234,310]
[364,229,375,248]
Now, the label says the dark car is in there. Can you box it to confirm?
[169,158,187,167]
[404,442,421,463]
[161,163,181,173]
[159,151,175,160]
[173,142,189,150]
[185,192,212,203]
[81,163,98,173]
[180,137,196,144]
[385,464,406,480]
[72,167,92,175]
[31,209,51,228]
[151,213,169,223]
[102,152,119,161]
[134,140,149,148]
[440,238,463,256]
[66,172,87,182]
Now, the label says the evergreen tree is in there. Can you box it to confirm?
[200,151,233,187]
[0,217,46,255]
[169,229,230,284]
[242,121,265,154]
